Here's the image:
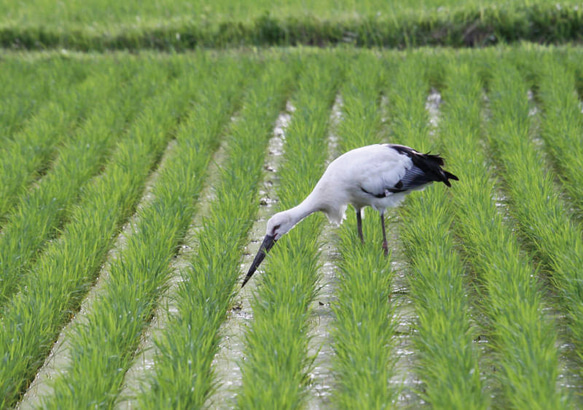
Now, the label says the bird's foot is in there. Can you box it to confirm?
[382,241,389,256]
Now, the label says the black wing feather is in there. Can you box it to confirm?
[386,144,459,192]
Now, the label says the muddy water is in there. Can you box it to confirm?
[17,139,179,410]
[305,94,343,409]
[208,102,294,408]
[425,89,442,134]
[387,214,424,407]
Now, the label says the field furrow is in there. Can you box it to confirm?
[126,58,295,409]
[388,56,487,409]
[486,60,583,382]
[238,54,339,409]
[305,92,343,408]
[440,60,563,408]
[211,100,294,406]
[330,52,399,408]
[0,59,198,408]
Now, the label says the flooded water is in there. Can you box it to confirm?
[208,102,294,407]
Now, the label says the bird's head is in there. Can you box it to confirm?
[266,211,295,240]
[241,210,295,288]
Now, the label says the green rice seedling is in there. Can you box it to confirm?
[331,51,399,408]
[43,56,288,409]
[387,55,486,409]
[37,60,216,408]
[0,57,88,142]
[440,60,564,408]
[133,56,296,409]
[486,60,583,380]
[534,56,583,221]
[0,59,136,226]
[237,54,339,409]
[336,52,384,151]
[0,58,170,310]
[0,56,191,408]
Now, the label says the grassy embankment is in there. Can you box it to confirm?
[0,0,582,49]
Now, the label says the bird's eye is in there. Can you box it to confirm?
[272,224,281,234]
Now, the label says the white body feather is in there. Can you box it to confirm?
[298,144,415,225]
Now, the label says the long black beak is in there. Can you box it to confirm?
[242,234,276,288]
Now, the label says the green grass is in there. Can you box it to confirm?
[439,58,564,408]
[237,53,339,409]
[0,0,582,49]
[134,56,296,408]
[0,59,137,226]
[388,55,487,409]
[331,51,399,408]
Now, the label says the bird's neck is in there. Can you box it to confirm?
[285,193,321,226]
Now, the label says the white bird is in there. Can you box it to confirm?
[242,143,458,287]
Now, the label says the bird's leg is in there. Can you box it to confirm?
[356,209,364,244]
[381,212,389,256]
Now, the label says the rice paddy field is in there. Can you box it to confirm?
[0,44,583,409]
[3,0,583,409]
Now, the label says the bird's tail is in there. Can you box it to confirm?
[416,152,459,187]
[442,170,459,187]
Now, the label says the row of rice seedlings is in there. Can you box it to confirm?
[439,60,564,408]
[34,57,226,408]
[0,60,73,143]
[534,56,583,220]
[0,60,170,310]
[0,57,199,408]
[132,57,297,408]
[0,57,88,141]
[387,56,487,408]
[486,60,583,380]
[237,54,339,408]
[331,52,399,408]
[0,59,135,225]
